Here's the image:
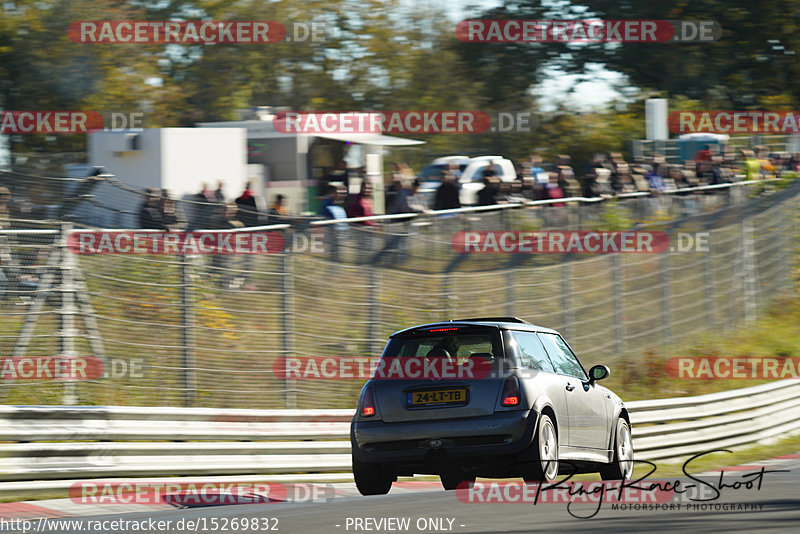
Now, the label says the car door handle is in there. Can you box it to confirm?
[565,383,575,391]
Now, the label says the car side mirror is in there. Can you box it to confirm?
[587,364,610,385]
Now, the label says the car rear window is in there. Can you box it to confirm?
[384,327,503,363]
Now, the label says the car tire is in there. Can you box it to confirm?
[521,413,559,482]
[353,455,394,495]
[600,418,634,480]
[440,474,476,491]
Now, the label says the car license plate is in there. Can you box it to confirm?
[407,388,468,407]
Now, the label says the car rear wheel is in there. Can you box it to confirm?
[353,455,394,495]
[600,418,634,480]
[522,413,559,482]
[440,474,476,491]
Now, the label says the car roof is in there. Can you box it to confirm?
[390,317,560,337]
[468,155,505,162]
[432,155,470,164]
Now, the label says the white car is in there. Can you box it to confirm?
[417,156,471,191]
[458,156,518,206]
[418,156,518,206]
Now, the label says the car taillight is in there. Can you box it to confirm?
[501,376,520,407]
[361,387,376,417]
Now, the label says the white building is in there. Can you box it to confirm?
[199,107,424,215]
[81,128,252,228]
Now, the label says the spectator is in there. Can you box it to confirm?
[159,189,184,230]
[496,180,512,203]
[527,155,547,186]
[506,179,527,204]
[630,165,651,193]
[755,146,775,178]
[319,184,347,219]
[138,188,167,229]
[189,182,222,230]
[235,181,260,227]
[346,180,376,224]
[268,194,289,223]
[381,178,427,262]
[323,160,349,195]
[477,175,499,206]
[210,203,247,289]
[646,163,667,193]
[741,150,761,180]
[789,153,800,173]
[214,180,226,203]
[695,144,713,162]
[589,168,614,198]
[434,171,461,210]
[389,178,427,215]
[582,154,606,197]
[520,175,537,200]
[613,164,637,194]
[318,184,348,262]
[709,157,730,186]
[386,162,411,210]
[556,165,581,198]
[0,187,10,226]
[384,177,402,215]
[0,187,11,299]
[661,166,678,192]
[446,160,463,181]
[542,172,565,207]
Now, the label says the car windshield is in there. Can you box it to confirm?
[384,327,503,363]
[419,164,446,180]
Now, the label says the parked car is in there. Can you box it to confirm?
[417,155,471,188]
[416,155,518,206]
[457,156,518,205]
[350,317,633,495]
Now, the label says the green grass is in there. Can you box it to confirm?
[606,295,800,402]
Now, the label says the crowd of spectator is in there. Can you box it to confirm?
[136,144,797,231]
[137,180,288,231]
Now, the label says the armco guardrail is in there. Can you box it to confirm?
[1,380,799,495]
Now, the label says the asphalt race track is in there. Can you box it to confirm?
[35,457,800,534]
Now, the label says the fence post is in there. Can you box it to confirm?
[780,203,794,291]
[367,265,380,357]
[506,267,516,317]
[560,259,572,338]
[741,218,758,325]
[703,229,717,330]
[612,254,625,355]
[281,251,296,409]
[442,272,452,318]
[660,251,672,349]
[180,253,196,407]
[58,223,78,405]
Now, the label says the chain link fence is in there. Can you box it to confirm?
[0,178,798,409]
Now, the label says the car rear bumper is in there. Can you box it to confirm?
[351,409,536,464]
